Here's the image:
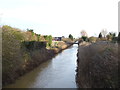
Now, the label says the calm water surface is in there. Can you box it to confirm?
[5,45,78,88]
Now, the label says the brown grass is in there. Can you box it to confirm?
[76,41,119,88]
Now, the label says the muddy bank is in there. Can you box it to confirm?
[3,41,72,87]
[76,41,119,88]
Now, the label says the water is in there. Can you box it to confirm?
[5,44,78,88]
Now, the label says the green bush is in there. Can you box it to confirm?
[37,34,41,41]
[82,36,88,41]
[48,35,52,47]
[44,35,52,47]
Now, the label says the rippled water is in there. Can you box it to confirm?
[5,44,78,88]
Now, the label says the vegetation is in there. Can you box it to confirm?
[118,32,120,42]
[2,25,55,86]
[2,25,72,86]
[77,30,119,88]
[80,30,88,41]
[62,38,74,43]
[48,35,52,47]
[81,36,88,41]
[36,34,41,41]
[97,30,118,42]
[27,28,33,32]
[68,34,73,40]
[98,32,102,39]
[77,41,118,88]
[106,32,116,41]
[2,25,25,85]
[2,25,119,87]
[88,36,97,43]
[44,35,52,47]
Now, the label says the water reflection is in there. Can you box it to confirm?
[5,45,78,88]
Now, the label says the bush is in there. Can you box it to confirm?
[118,32,120,42]
[82,36,88,41]
[88,37,97,43]
[2,25,25,85]
[25,31,38,41]
[44,35,52,47]
[48,35,52,47]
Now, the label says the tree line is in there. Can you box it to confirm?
[27,28,52,47]
[80,29,120,43]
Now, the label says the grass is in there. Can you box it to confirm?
[76,41,119,88]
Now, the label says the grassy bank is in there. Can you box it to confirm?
[2,25,72,86]
[76,41,119,88]
[51,41,73,53]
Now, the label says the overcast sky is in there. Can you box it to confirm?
[0,0,119,38]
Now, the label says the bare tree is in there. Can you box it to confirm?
[80,30,88,37]
[101,29,107,37]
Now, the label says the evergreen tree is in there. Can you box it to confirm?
[82,36,87,41]
[118,32,120,42]
[98,32,102,38]
[69,34,73,40]
[112,33,116,41]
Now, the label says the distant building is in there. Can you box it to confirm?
[53,37,62,41]
[62,36,65,38]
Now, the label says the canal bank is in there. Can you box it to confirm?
[2,25,75,87]
[3,40,73,87]
[4,44,78,88]
[76,41,119,88]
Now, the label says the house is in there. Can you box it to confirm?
[53,37,62,41]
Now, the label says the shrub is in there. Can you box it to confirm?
[118,32,120,42]
[2,25,25,85]
[69,34,74,40]
[77,41,118,88]
[88,37,97,43]
[48,35,52,47]
[44,35,52,47]
[82,36,88,41]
